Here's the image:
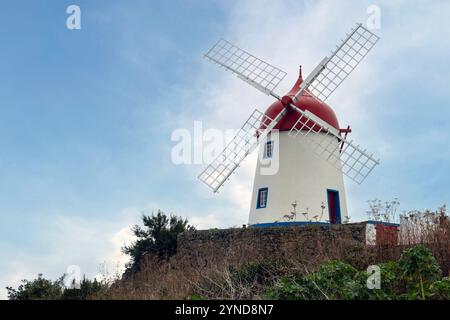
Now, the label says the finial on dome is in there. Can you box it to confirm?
[287,65,305,95]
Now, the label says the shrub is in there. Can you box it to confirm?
[6,274,62,300]
[350,261,399,300]
[265,276,306,300]
[356,246,443,300]
[6,274,108,300]
[397,245,442,299]
[301,261,358,299]
[61,277,109,300]
[230,260,286,287]
[122,210,194,271]
[266,261,359,300]
[265,246,448,300]
[375,261,400,299]
[429,277,450,300]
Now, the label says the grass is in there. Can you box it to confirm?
[103,207,449,300]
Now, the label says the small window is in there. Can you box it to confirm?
[264,141,273,159]
[257,188,268,209]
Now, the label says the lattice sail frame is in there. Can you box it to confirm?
[204,39,287,96]
[199,23,381,191]
[288,105,379,184]
[198,108,282,192]
[306,24,380,102]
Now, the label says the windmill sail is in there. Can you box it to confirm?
[296,24,379,103]
[198,108,286,192]
[204,39,286,98]
[288,104,379,184]
[200,22,381,191]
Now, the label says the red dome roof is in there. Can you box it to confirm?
[264,67,340,131]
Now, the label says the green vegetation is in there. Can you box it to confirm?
[7,245,450,300]
[10,246,449,300]
[265,246,450,300]
[6,208,450,300]
[229,260,286,287]
[122,210,194,270]
[6,211,193,300]
[430,278,450,300]
[6,274,62,300]
[6,274,108,300]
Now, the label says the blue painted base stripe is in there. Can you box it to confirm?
[250,221,331,228]
[249,220,400,228]
[366,220,400,227]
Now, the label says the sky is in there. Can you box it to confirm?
[0,0,449,299]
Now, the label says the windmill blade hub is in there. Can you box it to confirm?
[262,68,340,133]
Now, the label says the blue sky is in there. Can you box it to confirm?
[1,0,449,298]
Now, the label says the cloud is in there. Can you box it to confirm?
[190,213,219,230]
[183,0,450,224]
[0,203,243,299]
[0,207,141,299]
[3,0,450,300]
[186,0,381,222]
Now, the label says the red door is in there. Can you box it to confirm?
[327,189,341,224]
[328,191,336,223]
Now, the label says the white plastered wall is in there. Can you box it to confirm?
[248,131,348,225]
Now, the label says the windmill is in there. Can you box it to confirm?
[198,23,380,226]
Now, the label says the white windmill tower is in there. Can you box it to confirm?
[199,23,380,227]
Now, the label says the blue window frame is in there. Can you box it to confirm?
[263,141,273,159]
[256,188,268,209]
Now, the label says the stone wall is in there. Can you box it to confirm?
[176,223,369,269]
